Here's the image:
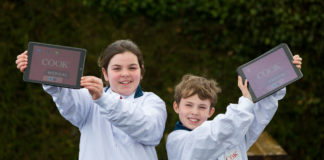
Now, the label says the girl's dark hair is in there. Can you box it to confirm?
[98,39,145,76]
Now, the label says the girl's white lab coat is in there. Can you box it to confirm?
[43,85,167,160]
[166,88,286,160]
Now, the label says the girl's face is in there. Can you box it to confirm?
[102,51,142,96]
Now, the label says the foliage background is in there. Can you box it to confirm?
[1,0,323,159]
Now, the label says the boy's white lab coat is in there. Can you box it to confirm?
[43,85,167,160]
[166,89,286,160]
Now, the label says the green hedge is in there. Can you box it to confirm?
[1,0,323,159]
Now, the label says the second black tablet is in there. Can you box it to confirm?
[23,42,86,89]
[236,43,303,102]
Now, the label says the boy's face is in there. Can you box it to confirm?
[173,94,215,130]
[102,51,142,96]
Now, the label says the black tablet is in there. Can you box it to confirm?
[23,42,86,89]
[236,43,303,102]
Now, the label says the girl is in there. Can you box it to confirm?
[16,40,167,160]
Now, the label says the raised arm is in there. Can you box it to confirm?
[79,75,167,146]
[244,87,285,149]
[16,51,93,128]
[244,54,302,149]
[94,91,167,146]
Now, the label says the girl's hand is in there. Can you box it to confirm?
[238,76,253,102]
[293,54,302,69]
[15,51,28,72]
[81,76,104,100]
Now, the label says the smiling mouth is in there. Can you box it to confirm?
[188,118,200,123]
[120,80,132,85]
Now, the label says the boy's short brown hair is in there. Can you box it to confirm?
[174,74,222,107]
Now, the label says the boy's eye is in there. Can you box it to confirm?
[199,105,207,109]
[185,104,192,107]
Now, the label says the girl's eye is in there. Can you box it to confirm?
[185,104,192,107]
[112,68,121,71]
[129,67,137,70]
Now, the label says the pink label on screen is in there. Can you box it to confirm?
[242,48,297,98]
[28,46,81,85]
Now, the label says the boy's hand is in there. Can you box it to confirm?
[15,51,28,72]
[238,76,252,102]
[293,54,302,69]
[81,76,104,100]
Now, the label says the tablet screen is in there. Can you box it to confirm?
[237,43,303,102]
[24,42,86,88]
[241,48,297,99]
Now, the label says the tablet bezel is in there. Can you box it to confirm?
[236,43,303,102]
[23,42,86,89]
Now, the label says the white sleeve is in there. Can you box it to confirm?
[42,85,93,128]
[167,97,254,160]
[244,88,286,149]
[94,91,167,146]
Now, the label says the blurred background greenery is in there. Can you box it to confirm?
[0,0,323,159]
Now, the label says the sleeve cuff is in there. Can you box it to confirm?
[238,96,254,112]
[94,91,120,109]
[42,84,61,95]
[271,87,286,100]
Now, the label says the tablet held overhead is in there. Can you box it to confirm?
[237,43,303,102]
[23,42,86,89]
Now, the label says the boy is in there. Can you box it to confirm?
[167,74,264,160]
[167,55,302,160]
